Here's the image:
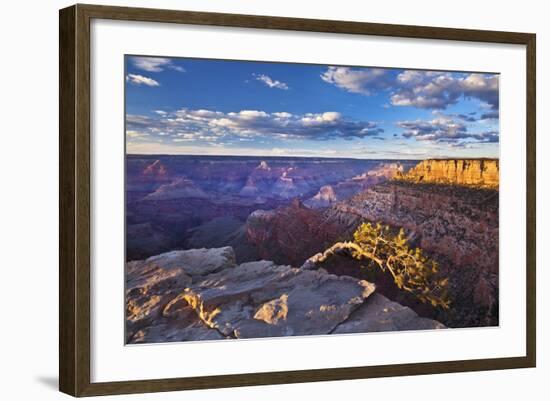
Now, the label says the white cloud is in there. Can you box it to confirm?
[231,110,269,119]
[253,74,289,90]
[300,112,342,125]
[391,71,499,110]
[321,67,499,111]
[130,56,185,72]
[126,108,383,143]
[397,113,499,144]
[273,112,292,119]
[391,71,499,109]
[126,74,160,87]
[320,66,390,95]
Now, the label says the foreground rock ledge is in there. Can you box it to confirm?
[126,247,445,343]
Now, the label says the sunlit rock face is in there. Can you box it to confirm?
[126,247,444,344]
[396,159,499,188]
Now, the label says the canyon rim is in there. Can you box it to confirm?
[125,55,499,344]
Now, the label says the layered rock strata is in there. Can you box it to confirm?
[396,159,499,189]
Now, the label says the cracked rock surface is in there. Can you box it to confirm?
[126,247,444,344]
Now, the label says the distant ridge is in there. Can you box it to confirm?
[126,153,422,162]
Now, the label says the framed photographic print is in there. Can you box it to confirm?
[59,4,536,397]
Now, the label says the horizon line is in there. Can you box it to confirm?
[126,153,499,161]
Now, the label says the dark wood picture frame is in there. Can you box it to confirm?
[59,3,536,397]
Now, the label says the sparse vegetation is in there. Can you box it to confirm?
[303,222,450,309]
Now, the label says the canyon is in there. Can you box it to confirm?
[126,156,499,341]
[126,156,414,260]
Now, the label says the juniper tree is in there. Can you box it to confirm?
[302,222,450,309]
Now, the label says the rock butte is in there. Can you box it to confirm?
[396,159,499,189]
[126,247,444,343]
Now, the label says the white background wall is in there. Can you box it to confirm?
[0,0,546,400]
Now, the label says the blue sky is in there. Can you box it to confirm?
[125,56,499,159]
